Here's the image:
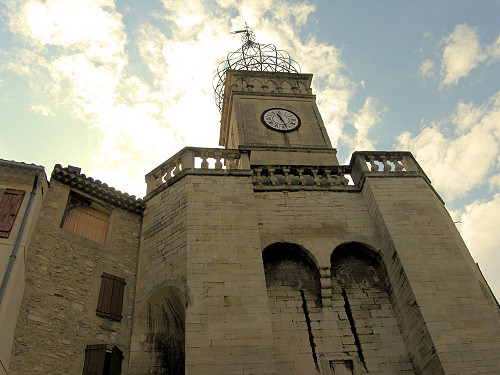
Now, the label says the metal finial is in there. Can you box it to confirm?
[231,22,256,45]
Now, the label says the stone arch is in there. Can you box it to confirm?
[330,242,415,374]
[130,286,185,375]
[264,79,280,93]
[297,80,310,94]
[280,79,293,94]
[262,242,322,373]
[262,241,321,304]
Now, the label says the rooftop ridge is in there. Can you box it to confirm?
[51,164,144,214]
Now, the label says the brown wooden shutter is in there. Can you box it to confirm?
[0,189,25,238]
[109,345,123,375]
[62,202,110,244]
[82,344,106,375]
[96,272,126,321]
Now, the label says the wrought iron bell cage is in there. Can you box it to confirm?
[213,27,301,113]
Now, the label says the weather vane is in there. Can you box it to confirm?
[230,22,256,45]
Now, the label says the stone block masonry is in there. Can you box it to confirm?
[9,181,142,374]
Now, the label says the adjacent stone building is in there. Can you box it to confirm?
[1,53,500,374]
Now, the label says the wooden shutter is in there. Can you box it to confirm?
[82,344,106,375]
[96,272,126,321]
[62,202,110,244]
[109,345,123,375]
[0,189,25,238]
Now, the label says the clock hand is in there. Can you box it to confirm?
[276,113,286,125]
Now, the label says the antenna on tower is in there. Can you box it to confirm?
[212,24,301,113]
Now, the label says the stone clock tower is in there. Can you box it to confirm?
[6,28,500,375]
[130,30,500,375]
[219,70,338,166]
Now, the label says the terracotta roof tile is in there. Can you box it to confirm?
[51,165,144,214]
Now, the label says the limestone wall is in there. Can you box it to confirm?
[9,181,142,374]
[129,176,188,374]
[254,189,417,374]
[362,176,500,374]
[184,174,277,374]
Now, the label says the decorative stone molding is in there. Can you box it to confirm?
[252,165,351,190]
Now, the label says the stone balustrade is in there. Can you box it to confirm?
[349,151,422,187]
[146,149,424,195]
[252,165,351,189]
[146,147,250,194]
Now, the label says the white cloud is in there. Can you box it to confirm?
[4,0,376,196]
[454,194,500,298]
[439,24,500,87]
[343,97,384,152]
[419,59,434,78]
[30,104,54,116]
[398,92,500,201]
[486,35,500,62]
[440,24,487,86]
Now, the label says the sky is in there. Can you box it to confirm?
[0,0,499,298]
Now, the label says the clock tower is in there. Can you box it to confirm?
[219,70,338,166]
[214,28,338,166]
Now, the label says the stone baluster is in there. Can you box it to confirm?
[254,168,263,185]
[340,173,349,185]
[298,169,306,185]
[214,152,222,169]
[228,156,237,169]
[312,169,321,186]
[164,165,172,181]
[172,160,181,176]
[201,153,209,169]
[381,156,392,172]
[283,168,292,185]
[268,168,278,186]
[325,169,334,186]
[368,156,379,171]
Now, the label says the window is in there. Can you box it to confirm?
[96,272,126,321]
[82,344,123,375]
[0,188,25,238]
[329,360,353,375]
[61,192,110,244]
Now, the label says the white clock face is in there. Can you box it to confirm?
[261,108,301,133]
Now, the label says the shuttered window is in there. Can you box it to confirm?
[0,188,25,238]
[109,345,123,375]
[96,272,126,321]
[82,344,106,375]
[61,192,110,244]
[82,344,123,375]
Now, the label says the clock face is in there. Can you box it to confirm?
[261,108,301,133]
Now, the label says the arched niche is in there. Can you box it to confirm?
[330,242,388,293]
[132,286,185,375]
[330,242,415,374]
[262,242,321,305]
[262,242,322,374]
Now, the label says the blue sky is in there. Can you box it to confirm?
[1,0,499,297]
